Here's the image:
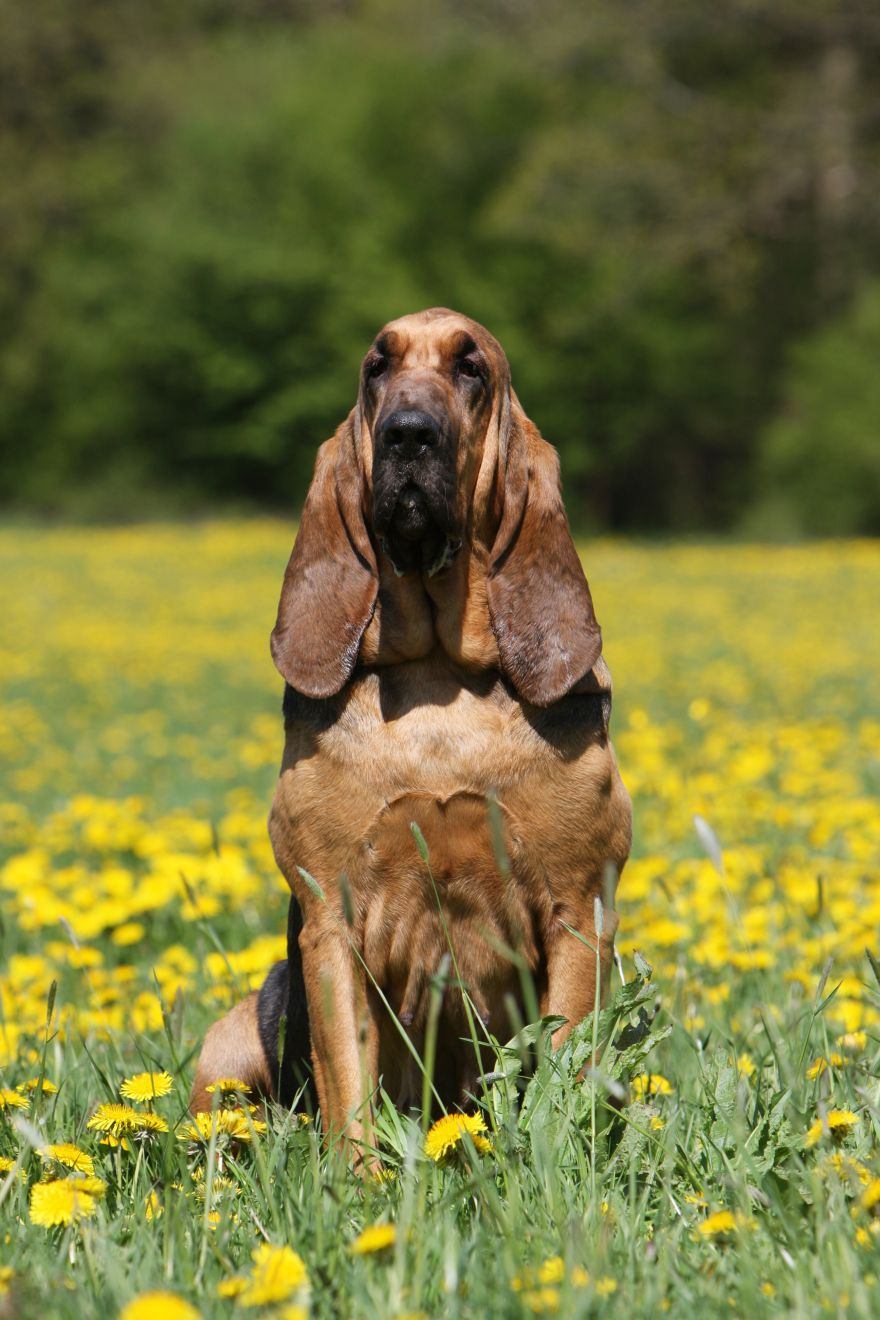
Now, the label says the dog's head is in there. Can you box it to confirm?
[271,308,601,705]
[361,309,508,576]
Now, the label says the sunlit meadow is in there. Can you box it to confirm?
[1,524,879,1318]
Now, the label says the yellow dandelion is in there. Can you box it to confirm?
[862,1180,880,1213]
[145,1191,164,1220]
[111,922,145,946]
[630,1074,673,1100]
[129,1111,169,1139]
[204,1078,252,1097]
[87,1103,141,1135]
[696,1209,753,1238]
[29,1179,98,1228]
[596,1277,618,1297]
[424,1111,491,1162]
[736,1053,756,1079]
[119,1291,200,1320]
[216,1278,248,1299]
[571,1267,590,1287]
[39,1144,95,1175]
[276,1309,308,1320]
[370,1165,396,1184]
[0,1088,29,1111]
[521,1287,560,1314]
[18,1078,58,1095]
[351,1223,396,1255]
[178,1109,265,1144]
[805,1109,860,1147]
[238,1243,309,1307]
[538,1258,565,1286]
[761,1282,776,1298]
[71,1176,108,1197]
[0,1156,18,1175]
[119,1071,173,1102]
[99,1134,131,1151]
[807,1053,845,1080]
[0,1266,13,1297]
[822,1153,870,1185]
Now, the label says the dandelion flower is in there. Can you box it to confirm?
[806,1054,844,1080]
[805,1110,860,1147]
[596,1277,618,1296]
[424,1112,491,1162]
[119,1071,173,1102]
[178,1109,265,1144]
[696,1209,753,1238]
[39,1144,95,1175]
[129,1111,169,1140]
[862,1180,880,1213]
[216,1277,248,1299]
[0,1266,13,1297]
[87,1103,141,1135]
[71,1175,108,1198]
[631,1074,672,1100]
[18,1078,58,1095]
[351,1223,396,1254]
[29,1179,98,1227]
[238,1243,309,1307]
[99,1134,131,1151]
[204,1078,252,1097]
[521,1287,560,1313]
[0,1088,29,1111]
[119,1291,200,1320]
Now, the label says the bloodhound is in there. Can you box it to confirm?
[191,308,632,1145]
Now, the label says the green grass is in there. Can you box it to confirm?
[1,524,879,1318]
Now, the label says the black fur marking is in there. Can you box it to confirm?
[256,896,316,1111]
[282,683,339,731]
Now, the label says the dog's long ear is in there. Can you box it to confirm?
[486,398,601,706]
[271,414,378,698]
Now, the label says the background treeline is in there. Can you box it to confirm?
[2,0,879,533]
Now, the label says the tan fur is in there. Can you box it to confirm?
[191,309,632,1145]
[190,993,272,1114]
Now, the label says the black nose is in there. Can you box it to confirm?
[377,410,441,456]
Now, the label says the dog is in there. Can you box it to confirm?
[190,308,632,1147]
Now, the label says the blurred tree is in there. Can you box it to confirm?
[754,279,880,535]
[1,0,878,530]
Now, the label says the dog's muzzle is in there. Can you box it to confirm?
[372,409,461,576]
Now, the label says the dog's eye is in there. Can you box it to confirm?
[366,357,387,380]
[457,357,482,381]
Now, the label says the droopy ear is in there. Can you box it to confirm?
[270,414,378,698]
[486,400,602,706]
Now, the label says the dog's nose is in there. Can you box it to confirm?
[377,410,440,456]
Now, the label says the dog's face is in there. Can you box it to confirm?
[272,307,602,705]
[361,310,507,575]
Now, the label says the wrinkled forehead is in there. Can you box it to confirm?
[371,310,507,370]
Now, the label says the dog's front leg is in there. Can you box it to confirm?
[299,914,378,1155]
[542,901,620,1049]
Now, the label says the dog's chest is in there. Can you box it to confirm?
[325,677,546,798]
[274,662,616,888]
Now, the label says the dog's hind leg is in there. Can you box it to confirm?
[189,898,316,1115]
[189,990,275,1114]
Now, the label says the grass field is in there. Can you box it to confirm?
[1,523,879,1319]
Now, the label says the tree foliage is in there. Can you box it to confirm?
[1,0,879,529]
